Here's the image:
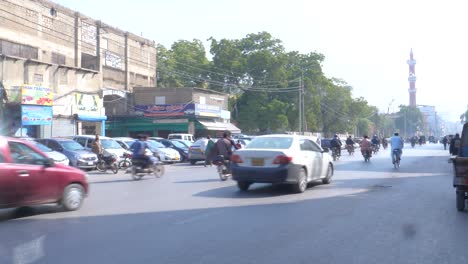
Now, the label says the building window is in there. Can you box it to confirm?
[81,52,98,71]
[33,74,43,84]
[155,96,165,105]
[199,96,206,105]
[0,39,38,60]
[51,52,66,65]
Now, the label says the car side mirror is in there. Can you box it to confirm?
[43,158,55,168]
[322,148,329,153]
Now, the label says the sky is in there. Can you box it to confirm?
[54,0,468,122]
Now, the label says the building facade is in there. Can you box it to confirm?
[0,0,156,137]
[107,87,240,138]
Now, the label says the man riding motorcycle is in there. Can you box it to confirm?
[330,134,342,158]
[371,135,380,153]
[130,135,157,167]
[345,136,355,154]
[360,135,372,160]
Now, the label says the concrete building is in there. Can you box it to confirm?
[417,105,438,136]
[107,87,240,138]
[0,0,156,137]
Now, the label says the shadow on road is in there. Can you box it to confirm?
[173,179,221,184]
[0,205,64,222]
[90,178,155,185]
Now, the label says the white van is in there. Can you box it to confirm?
[167,133,195,142]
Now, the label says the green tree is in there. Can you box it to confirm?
[395,105,424,137]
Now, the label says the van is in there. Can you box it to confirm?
[72,135,128,161]
[168,133,195,142]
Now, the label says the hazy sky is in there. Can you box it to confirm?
[54,0,468,122]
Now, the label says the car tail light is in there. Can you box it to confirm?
[273,155,293,164]
[231,154,243,163]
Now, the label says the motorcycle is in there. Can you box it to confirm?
[371,144,379,154]
[118,152,132,170]
[411,141,416,148]
[213,155,231,181]
[362,150,371,162]
[130,156,164,180]
[382,142,388,150]
[331,147,340,161]
[96,154,119,174]
[346,144,355,156]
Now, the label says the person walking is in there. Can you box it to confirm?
[204,135,215,167]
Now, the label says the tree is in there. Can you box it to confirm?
[395,105,424,137]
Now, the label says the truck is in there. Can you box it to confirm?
[452,123,468,211]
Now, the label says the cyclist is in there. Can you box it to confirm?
[390,132,404,165]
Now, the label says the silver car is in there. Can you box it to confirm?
[36,138,98,170]
[231,135,334,193]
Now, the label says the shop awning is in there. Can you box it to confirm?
[198,121,241,134]
[77,115,107,122]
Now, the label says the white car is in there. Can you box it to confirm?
[147,140,180,163]
[231,134,334,193]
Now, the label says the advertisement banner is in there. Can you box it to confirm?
[75,93,101,116]
[195,104,221,117]
[135,104,195,117]
[21,105,52,125]
[21,85,53,106]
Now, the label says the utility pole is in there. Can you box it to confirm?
[301,71,306,133]
[298,74,302,134]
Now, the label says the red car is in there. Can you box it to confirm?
[0,136,89,211]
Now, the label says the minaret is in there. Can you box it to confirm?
[407,49,417,106]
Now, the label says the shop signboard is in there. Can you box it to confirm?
[21,85,53,106]
[135,104,195,117]
[21,105,52,125]
[75,93,102,116]
[195,104,221,117]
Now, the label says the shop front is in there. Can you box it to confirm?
[74,93,107,136]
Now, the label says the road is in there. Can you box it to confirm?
[1,143,467,264]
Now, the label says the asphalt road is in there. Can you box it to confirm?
[1,143,467,264]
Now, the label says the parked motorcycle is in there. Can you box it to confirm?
[96,154,119,174]
[213,155,231,181]
[130,157,164,180]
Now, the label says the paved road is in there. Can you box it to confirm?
[1,144,467,264]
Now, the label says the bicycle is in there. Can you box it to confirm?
[392,149,401,169]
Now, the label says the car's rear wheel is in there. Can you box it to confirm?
[237,181,251,191]
[190,160,196,165]
[61,184,85,211]
[292,168,307,193]
[322,163,333,184]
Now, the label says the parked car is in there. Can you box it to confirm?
[146,140,180,163]
[153,139,189,162]
[0,136,89,211]
[26,140,70,166]
[72,135,129,162]
[188,138,214,165]
[173,139,192,148]
[113,137,155,158]
[167,133,195,142]
[231,135,334,193]
[36,138,98,170]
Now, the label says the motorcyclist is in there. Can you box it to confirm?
[330,134,342,157]
[360,135,372,159]
[390,132,404,164]
[410,136,417,147]
[214,131,236,161]
[382,138,388,149]
[345,136,355,154]
[131,135,157,167]
[450,133,462,156]
[371,135,380,152]
[442,136,448,150]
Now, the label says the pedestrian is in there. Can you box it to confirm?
[450,133,462,156]
[92,134,103,158]
[442,136,448,150]
[204,135,214,167]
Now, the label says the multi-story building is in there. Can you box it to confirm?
[418,105,438,136]
[0,0,156,137]
[107,87,240,138]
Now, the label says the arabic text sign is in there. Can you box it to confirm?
[21,106,52,125]
[135,104,195,117]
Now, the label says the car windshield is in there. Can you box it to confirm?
[176,140,192,147]
[246,137,293,149]
[147,140,165,149]
[101,139,122,149]
[171,140,186,149]
[61,141,85,151]
[33,142,52,152]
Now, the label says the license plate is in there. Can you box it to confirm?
[175,157,180,161]
[251,158,264,166]
[88,161,94,165]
